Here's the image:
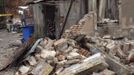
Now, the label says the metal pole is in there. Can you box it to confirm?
[59,0,75,39]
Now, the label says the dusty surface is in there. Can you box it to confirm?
[0,69,16,75]
[0,30,22,75]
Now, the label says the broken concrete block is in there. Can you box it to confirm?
[116,48,126,58]
[36,45,44,53]
[40,38,48,48]
[105,56,131,75]
[57,54,66,61]
[64,46,74,53]
[100,69,115,75]
[67,39,76,47]
[92,72,100,75]
[55,67,64,75]
[43,38,54,49]
[19,65,30,75]
[65,59,80,65]
[54,38,68,51]
[67,55,82,60]
[72,48,79,52]
[68,52,80,57]
[127,49,134,62]
[30,61,53,75]
[122,42,130,54]
[28,56,37,66]
[40,50,56,59]
[130,42,134,49]
[15,72,19,75]
[106,41,116,50]
[34,53,41,61]
[56,60,67,69]
[92,69,115,75]
[85,43,101,54]
[58,53,108,75]
[103,35,112,39]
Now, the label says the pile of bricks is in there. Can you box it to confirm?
[14,12,134,75]
[15,37,109,75]
[15,34,134,75]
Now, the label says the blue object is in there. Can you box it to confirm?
[22,25,34,43]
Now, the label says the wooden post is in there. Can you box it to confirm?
[98,0,107,21]
[32,4,46,38]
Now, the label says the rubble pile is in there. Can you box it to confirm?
[15,37,108,75]
[96,36,134,73]
[15,35,134,75]
[14,13,134,75]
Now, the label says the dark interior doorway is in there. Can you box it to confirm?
[43,4,56,39]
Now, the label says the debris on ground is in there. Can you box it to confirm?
[15,35,134,75]
[14,14,134,75]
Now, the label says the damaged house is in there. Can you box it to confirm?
[0,0,134,75]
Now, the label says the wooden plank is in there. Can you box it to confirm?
[98,0,107,20]
[32,4,46,38]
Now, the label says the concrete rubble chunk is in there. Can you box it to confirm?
[15,72,19,75]
[36,45,44,52]
[57,54,66,61]
[92,69,115,75]
[58,53,108,75]
[64,46,74,53]
[69,52,80,57]
[92,72,100,75]
[40,38,54,49]
[122,42,130,53]
[40,50,56,59]
[64,59,80,65]
[127,49,134,62]
[103,35,112,39]
[67,52,82,60]
[28,56,37,66]
[40,38,48,47]
[116,48,126,58]
[130,41,134,49]
[67,39,76,47]
[102,69,115,75]
[105,56,131,75]
[100,69,115,75]
[54,38,68,51]
[106,41,115,50]
[19,65,30,75]
[30,61,53,75]
[55,67,64,75]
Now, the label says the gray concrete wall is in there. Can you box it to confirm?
[33,4,46,38]
[120,0,134,28]
[55,0,87,38]
[58,0,86,29]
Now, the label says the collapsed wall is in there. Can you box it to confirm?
[15,13,134,75]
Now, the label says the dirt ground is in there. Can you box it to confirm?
[0,30,22,75]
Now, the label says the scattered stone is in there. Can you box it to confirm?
[127,49,134,62]
[30,61,53,75]
[27,56,37,66]
[100,69,115,75]
[19,65,30,75]
[40,50,56,59]
[54,38,68,51]
[59,53,108,75]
